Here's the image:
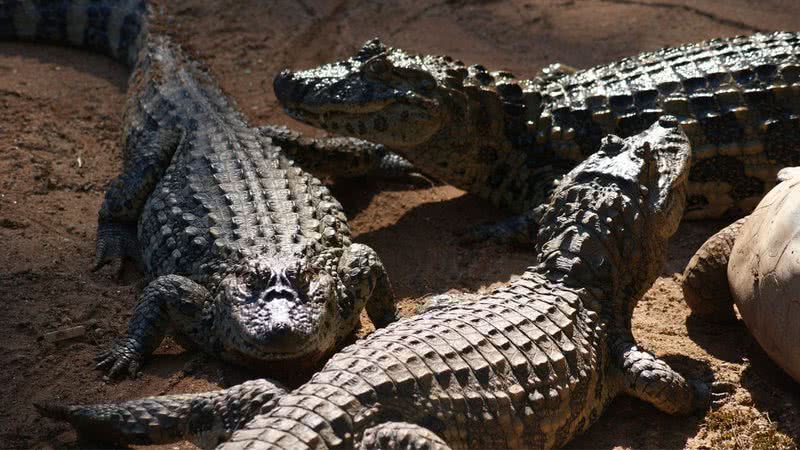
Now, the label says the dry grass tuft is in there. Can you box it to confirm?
[702,406,796,450]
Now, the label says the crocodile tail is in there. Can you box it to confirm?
[35,379,287,449]
[35,399,174,446]
[0,0,149,67]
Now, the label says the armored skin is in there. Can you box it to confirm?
[275,34,800,243]
[43,118,725,449]
[218,117,709,449]
[2,1,403,384]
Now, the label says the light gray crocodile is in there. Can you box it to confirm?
[2,0,406,381]
[274,34,800,244]
[39,118,727,449]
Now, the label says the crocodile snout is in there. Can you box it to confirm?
[259,297,310,350]
[273,69,306,105]
[264,320,299,348]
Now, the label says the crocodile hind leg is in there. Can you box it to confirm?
[359,422,452,450]
[681,218,746,321]
[96,274,213,378]
[338,243,397,328]
[94,48,189,273]
[95,123,184,272]
[258,125,428,183]
[36,378,286,448]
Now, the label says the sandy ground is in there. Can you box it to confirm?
[2,0,800,448]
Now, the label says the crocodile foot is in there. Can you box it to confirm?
[95,337,144,379]
[373,153,436,187]
[458,207,543,247]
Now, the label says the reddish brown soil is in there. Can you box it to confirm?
[2,1,800,448]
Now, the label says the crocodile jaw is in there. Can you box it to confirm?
[283,100,441,149]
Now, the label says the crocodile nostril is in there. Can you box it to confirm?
[273,70,311,105]
[272,321,290,334]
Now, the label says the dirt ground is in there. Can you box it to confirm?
[2,0,800,448]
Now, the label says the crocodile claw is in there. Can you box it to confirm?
[691,379,736,411]
[95,338,143,379]
[709,380,736,408]
[402,171,437,188]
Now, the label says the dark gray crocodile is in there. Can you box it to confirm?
[38,117,724,449]
[2,0,405,379]
[274,34,800,243]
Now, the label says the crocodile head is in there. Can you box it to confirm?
[216,255,338,364]
[536,116,691,306]
[274,38,470,149]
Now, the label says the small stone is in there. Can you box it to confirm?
[0,218,29,229]
[43,326,86,342]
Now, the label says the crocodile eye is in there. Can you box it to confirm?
[363,55,392,77]
[284,262,309,288]
[284,267,298,284]
[248,272,267,292]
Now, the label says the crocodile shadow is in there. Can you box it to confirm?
[567,354,715,449]
[329,176,441,219]
[663,219,732,274]
[0,43,128,91]
[685,314,749,363]
[336,186,535,298]
[669,219,752,363]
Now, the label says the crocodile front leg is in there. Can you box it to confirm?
[35,378,286,448]
[258,125,425,182]
[612,337,722,414]
[359,422,452,450]
[96,274,213,378]
[338,243,397,329]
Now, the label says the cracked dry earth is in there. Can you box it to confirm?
[2,1,800,448]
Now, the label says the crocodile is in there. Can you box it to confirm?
[1,0,404,379]
[40,118,726,449]
[274,34,800,243]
